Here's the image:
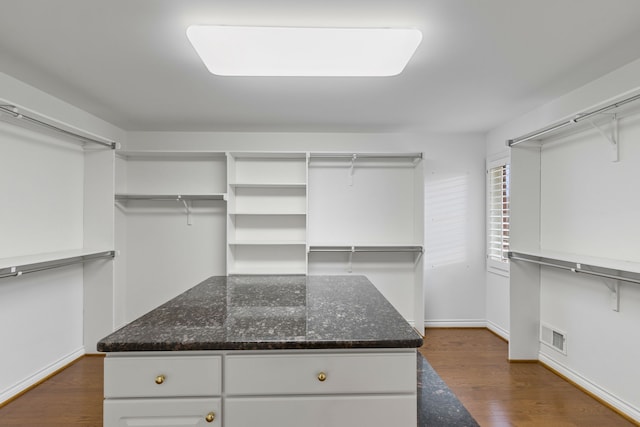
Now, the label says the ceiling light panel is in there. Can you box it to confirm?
[186,25,422,77]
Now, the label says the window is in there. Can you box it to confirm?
[487,158,510,274]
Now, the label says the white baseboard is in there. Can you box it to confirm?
[0,347,84,405]
[424,319,487,328]
[539,353,640,424]
[486,320,510,341]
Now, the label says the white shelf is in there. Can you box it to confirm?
[229,212,306,216]
[509,249,640,275]
[229,152,306,159]
[116,150,226,159]
[0,248,115,274]
[229,241,306,246]
[229,183,306,188]
[229,210,306,216]
[309,243,424,252]
[228,268,307,275]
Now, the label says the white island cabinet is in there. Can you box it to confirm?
[99,275,422,427]
[104,350,416,427]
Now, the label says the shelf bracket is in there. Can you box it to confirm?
[348,154,357,186]
[575,262,621,312]
[589,114,618,162]
[177,196,192,226]
[607,280,621,312]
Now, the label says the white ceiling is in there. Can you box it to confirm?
[1,0,640,133]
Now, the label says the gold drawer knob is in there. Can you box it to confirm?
[205,412,216,423]
[155,375,165,385]
[317,372,327,382]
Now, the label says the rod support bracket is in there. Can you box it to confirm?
[347,246,355,273]
[177,196,192,226]
[348,154,357,186]
[607,280,620,312]
[588,114,618,162]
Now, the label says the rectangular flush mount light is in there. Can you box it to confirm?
[186,25,422,77]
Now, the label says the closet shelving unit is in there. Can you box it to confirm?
[108,149,425,332]
[114,150,228,324]
[507,91,640,359]
[227,152,308,275]
[307,152,425,332]
[0,103,117,273]
[0,101,117,349]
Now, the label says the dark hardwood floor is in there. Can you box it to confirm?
[420,328,637,426]
[0,329,636,426]
[0,355,103,426]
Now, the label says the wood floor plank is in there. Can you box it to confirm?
[420,328,637,427]
[0,356,103,426]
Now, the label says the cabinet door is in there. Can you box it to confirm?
[104,398,220,427]
[225,395,416,427]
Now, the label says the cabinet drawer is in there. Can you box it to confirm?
[104,355,221,398]
[225,351,416,395]
[104,397,221,427]
[225,395,416,427]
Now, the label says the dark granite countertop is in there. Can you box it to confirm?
[97,275,423,352]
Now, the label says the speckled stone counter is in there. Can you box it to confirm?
[97,275,423,352]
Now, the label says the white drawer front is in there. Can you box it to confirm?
[225,351,416,395]
[104,355,221,398]
[104,397,221,427]
[225,395,416,427]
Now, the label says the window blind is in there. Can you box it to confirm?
[488,163,510,262]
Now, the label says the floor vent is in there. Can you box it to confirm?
[540,323,567,355]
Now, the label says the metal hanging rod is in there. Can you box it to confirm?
[309,245,424,253]
[309,153,422,160]
[509,253,640,285]
[508,92,640,147]
[0,105,117,149]
[0,251,116,280]
[115,194,226,201]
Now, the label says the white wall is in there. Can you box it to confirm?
[423,135,487,326]
[0,71,124,403]
[486,57,640,420]
[126,130,487,326]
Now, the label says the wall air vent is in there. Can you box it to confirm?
[540,323,567,355]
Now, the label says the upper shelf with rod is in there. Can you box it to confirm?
[507,91,640,156]
[115,194,226,201]
[115,194,227,226]
[309,152,423,160]
[309,245,424,253]
[508,250,640,312]
[508,250,640,277]
[0,104,118,149]
[0,249,116,280]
